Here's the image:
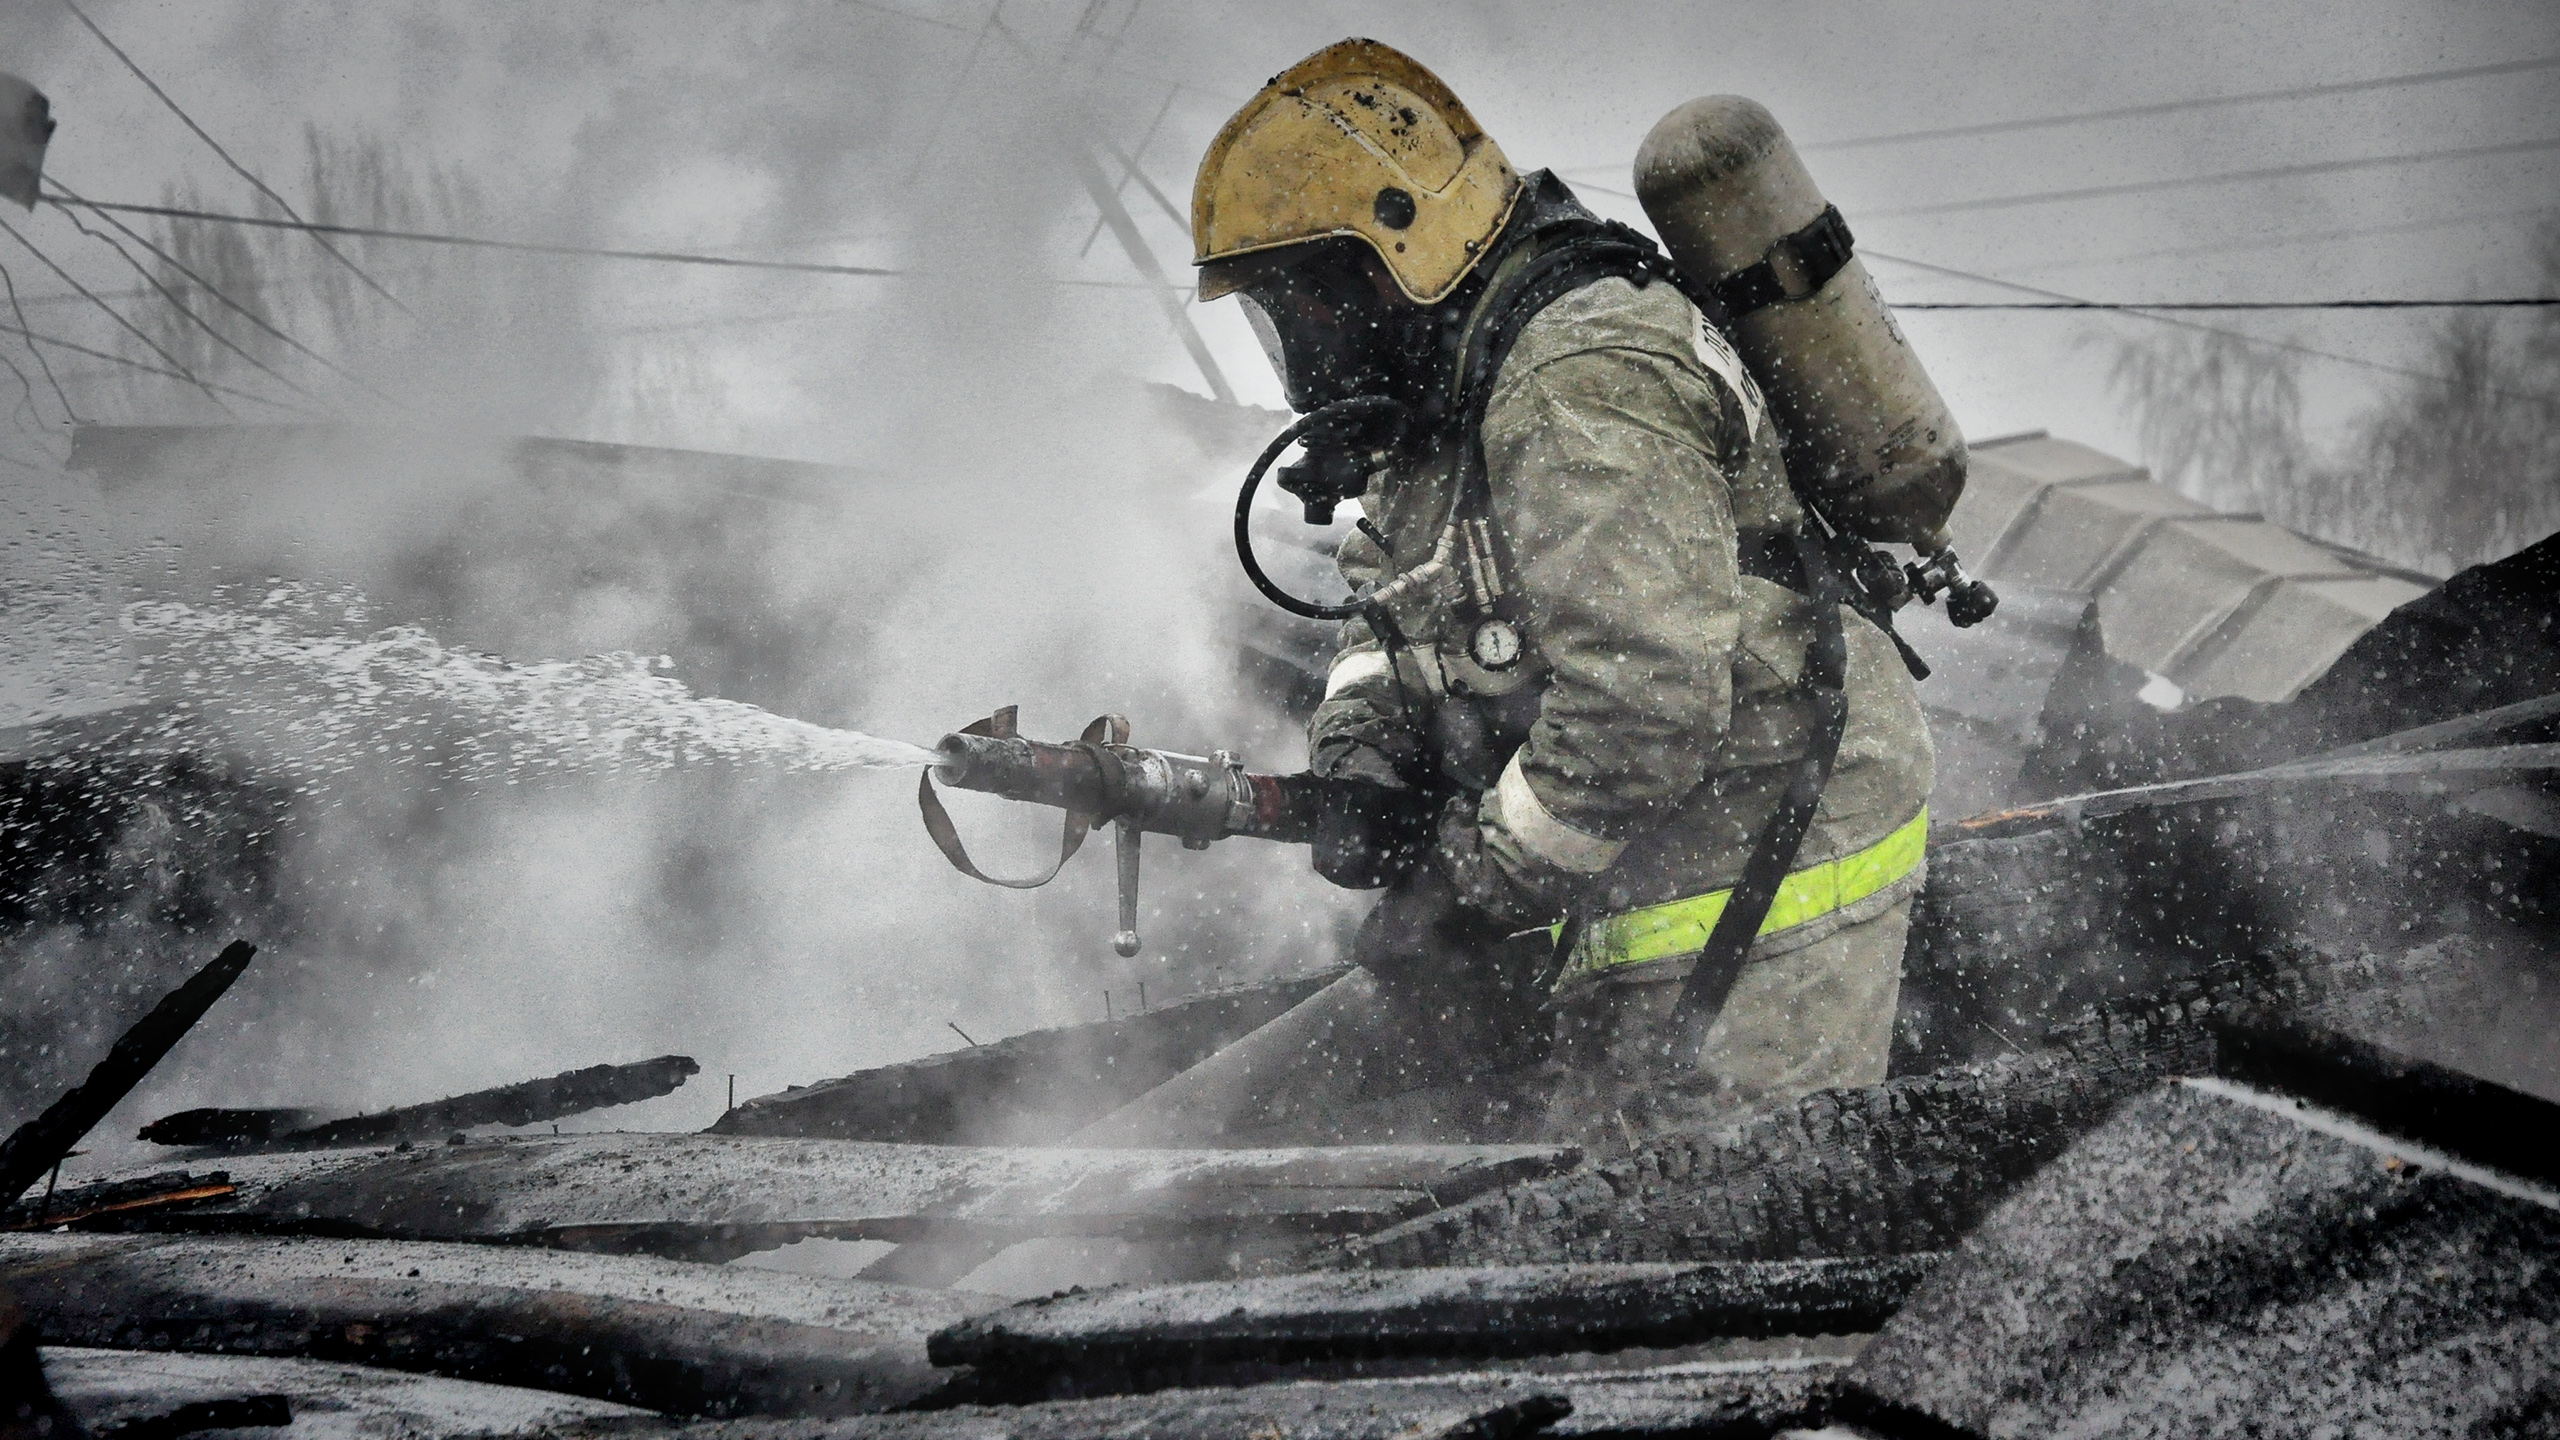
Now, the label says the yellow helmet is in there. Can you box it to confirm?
[1192,39,1522,305]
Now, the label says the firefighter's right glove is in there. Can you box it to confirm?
[1311,775,1436,890]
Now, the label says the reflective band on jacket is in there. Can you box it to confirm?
[1555,807,1928,983]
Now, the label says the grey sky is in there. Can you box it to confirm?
[5,0,2554,463]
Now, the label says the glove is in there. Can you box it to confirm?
[1427,793,1562,932]
[1311,775,1436,889]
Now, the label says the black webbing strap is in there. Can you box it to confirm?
[1709,205,1855,322]
[919,711,1128,889]
[1666,532,1853,1059]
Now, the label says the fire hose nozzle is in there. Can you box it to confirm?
[921,710,1331,957]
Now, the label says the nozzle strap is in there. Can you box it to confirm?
[919,712,1128,890]
[1552,807,1927,986]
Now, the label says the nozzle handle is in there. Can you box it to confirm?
[1112,820,1141,958]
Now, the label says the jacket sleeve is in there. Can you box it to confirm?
[1473,338,1746,900]
[1304,517,1413,787]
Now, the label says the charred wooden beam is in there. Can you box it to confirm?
[2,1171,236,1232]
[39,1348,653,1435]
[133,1111,317,1149]
[2,1232,997,1417]
[0,941,255,1208]
[664,1356,1839,1437]
[248,1055,698,1151]
[1948,741,2560,843]
[67,1135,1578,1262]
[712,971,1345,1145]
[929,1255,1939,1401]
[1333,946,2423,1273]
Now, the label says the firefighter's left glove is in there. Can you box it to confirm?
[1311,776,1436,890]
[1428,793,1561,932]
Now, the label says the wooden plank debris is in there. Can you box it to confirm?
[140,1056,701,1153]
[68,1134,1579,1261]
[40,1347,650,1439]
[0,941,255,1207]
[626,1357,1844,1438]
[930,1255,1939,1397]
[713,971,1345,1145]
[4,1232,1001,1417]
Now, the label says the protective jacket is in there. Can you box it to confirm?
[1308,182,1935,989]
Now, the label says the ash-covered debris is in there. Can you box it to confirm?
[139,1053,701,1152]
[39,1348,648,1440]
[7,1231,997,1417]
[1838,1077,2560,1435]
[0,941,257,1209]
[927,1255,1933,1401]
[712,972,1342,1145]
[1323,942,2455,1273]
[2028,527,2560,794]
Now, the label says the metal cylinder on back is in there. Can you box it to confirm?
[1635,96,1966,549]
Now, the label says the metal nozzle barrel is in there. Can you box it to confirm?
[933,731,1112,812]
[932,729,1320,845]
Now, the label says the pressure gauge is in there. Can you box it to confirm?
[1469,618,1523,671]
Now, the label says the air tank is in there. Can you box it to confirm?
[1635,96,1965,549]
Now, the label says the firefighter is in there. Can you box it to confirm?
[1192,40,1935,1139]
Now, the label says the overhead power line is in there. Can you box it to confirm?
[1806,54,2560,152]
[1863,249,2529,396]
[0,319,318,413]
[1865,135,2560,219]
[0,262,80,424]
[2000,204,2560,276]
[47,196,905,279]
[48,200,325,404]
[47,182,393,403]
[1898,297,2557,310]
[0,213,232,413]
[58,0,410,317]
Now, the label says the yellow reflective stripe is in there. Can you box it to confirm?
[1555,807,1928,982]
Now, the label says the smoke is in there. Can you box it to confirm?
[5,0,2553,1169]
[0,2,1365,1166]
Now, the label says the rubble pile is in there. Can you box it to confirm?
[6,457,2556,1433]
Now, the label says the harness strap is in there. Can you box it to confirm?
[1710,205,1856,321]
[1663,532,1853,1058]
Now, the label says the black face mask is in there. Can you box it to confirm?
[1232,242,1437,414]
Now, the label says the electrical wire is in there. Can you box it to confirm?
[0,320,321,413]
[58,0,410,318]
[1999,205,2560,276]
[0,213,231,413]
[47,182,394,402]
[50,199,327,404]
[0,261,79,425]
[48,195,905,279]
[1805,55,2560,152]
[1864,135,2560,220]
[1862,249,2537,397]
